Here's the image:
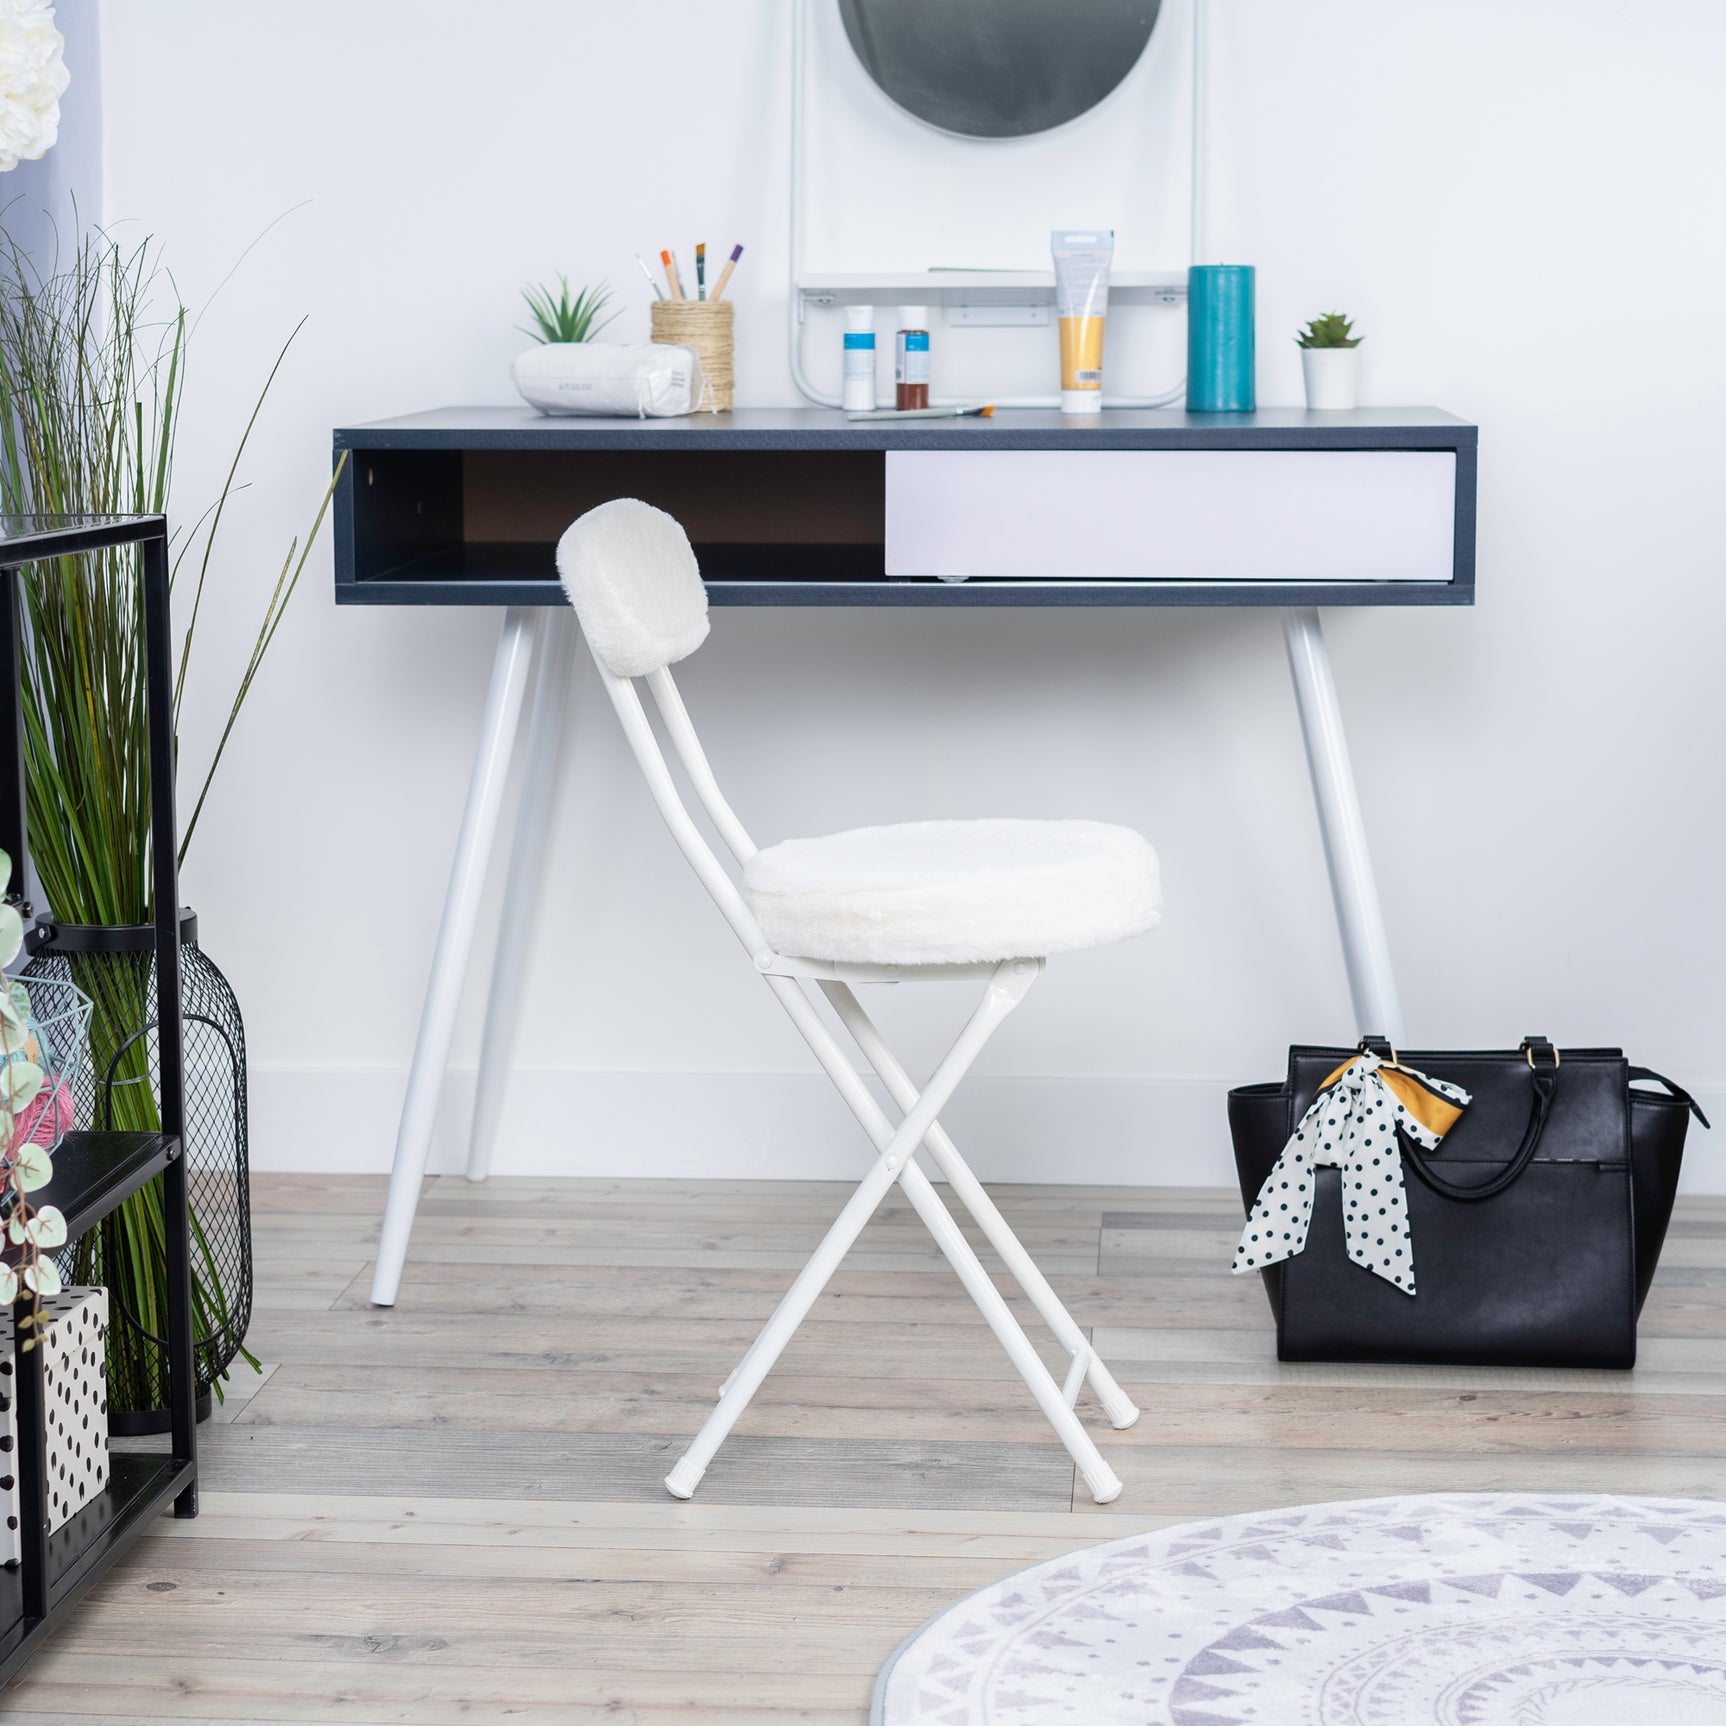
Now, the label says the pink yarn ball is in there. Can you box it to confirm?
[13,1079,73,1148]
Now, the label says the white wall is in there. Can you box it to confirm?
[92,0,1726,1189]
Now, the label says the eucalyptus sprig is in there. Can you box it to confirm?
[518,275,619,345]
[1296,312,1362,349]
[0,852,67,1345]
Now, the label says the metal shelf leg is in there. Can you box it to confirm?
[142,528,198,1516]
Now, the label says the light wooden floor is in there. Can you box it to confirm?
[3,1171,1724,1722]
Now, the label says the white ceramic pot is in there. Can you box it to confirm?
[1301,347,1359,411]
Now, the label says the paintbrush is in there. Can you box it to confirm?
[695,242,707,301]
[634,251,664,300]
[846,404,996,422]
[709,244,743,302]
[660,249,685,300]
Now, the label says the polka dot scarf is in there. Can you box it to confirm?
[1233,1051,1471,1295]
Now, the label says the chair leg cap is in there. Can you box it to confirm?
[1102,1394,1141,1430]
[1083,1466,1124,1506]
[665,1459,705,1500]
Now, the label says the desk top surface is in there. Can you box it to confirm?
[337,404,1476,452]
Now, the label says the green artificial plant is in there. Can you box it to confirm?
[0,221,345,1410]
[1296,312,1362,349]
[518,274,618,345]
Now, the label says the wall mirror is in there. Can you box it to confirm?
[837,0,1161,140]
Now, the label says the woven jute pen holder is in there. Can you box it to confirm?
[650,299,734,412]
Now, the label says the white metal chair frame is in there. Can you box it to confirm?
[589,649,1140,1504]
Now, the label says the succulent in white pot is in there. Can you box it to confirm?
[1297,312,1362,411]
[511,273,630,411]
[517,274,618,347]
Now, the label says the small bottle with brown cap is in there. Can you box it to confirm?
[894,306,930,410]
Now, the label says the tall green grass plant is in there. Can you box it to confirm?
[0,222,342,1410]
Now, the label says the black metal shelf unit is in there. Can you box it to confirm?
[0,514,197,1683]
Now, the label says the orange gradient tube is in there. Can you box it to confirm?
[1052,229,1113,414]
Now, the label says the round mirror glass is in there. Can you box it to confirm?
[838,0,1161,140]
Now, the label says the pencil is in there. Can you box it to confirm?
[635,251,664,300]
[696,242,707,301]
[709,244,743,303]
[660,249,684,301]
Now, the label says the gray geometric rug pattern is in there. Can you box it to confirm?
[873,1493,1726,1724]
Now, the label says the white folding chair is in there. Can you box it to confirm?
[562,499,1163,1504]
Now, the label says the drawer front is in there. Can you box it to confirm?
[884,449,1457,583]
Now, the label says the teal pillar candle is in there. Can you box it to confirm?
[1186,264,1256,412]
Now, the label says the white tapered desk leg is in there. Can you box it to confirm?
[1282,608,1407,1044]
[372,608,539,1307]
[467,609,573,1182]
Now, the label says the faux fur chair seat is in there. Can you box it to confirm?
[744,817,1162,966]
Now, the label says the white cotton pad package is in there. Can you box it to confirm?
[512,342,708,417]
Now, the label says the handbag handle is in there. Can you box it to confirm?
[1399,1043,1558,1203]
[1629,1065,1711,1129]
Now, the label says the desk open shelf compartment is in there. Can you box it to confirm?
[347,445,890,602]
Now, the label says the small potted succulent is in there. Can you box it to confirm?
[1297,312,1362,411]
[518,274,619,347]
[511,275,637,412]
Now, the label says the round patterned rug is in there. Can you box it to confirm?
[872,1494,1726,1724]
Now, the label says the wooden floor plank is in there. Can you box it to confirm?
[7,1651,876,1723]
[231,1361,1726,1455]
[191,1424,1076,1510]
[330,1259,1271,1328]
[119,1534,1058,1591]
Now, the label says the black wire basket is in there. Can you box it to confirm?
[27,908,253,1432]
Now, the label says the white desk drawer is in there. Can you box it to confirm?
[884,449,1456,583]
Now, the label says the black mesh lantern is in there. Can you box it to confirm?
[28,908,253,1431]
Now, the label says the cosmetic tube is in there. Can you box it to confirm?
[842,305,877,412]
[1051,229,1113,414]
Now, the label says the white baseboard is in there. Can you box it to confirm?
[250,1067,1237,1185]
[248,1066,1726,1194]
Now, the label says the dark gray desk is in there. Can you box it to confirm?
[334,406,1476,1204]
[333,405,1475,609]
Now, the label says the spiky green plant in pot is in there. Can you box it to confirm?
[1296,312,1362,349]
[518,275,618,345]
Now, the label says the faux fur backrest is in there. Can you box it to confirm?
[557,498,709,678]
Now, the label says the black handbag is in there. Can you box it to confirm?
[1228,1037,1708,1368]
